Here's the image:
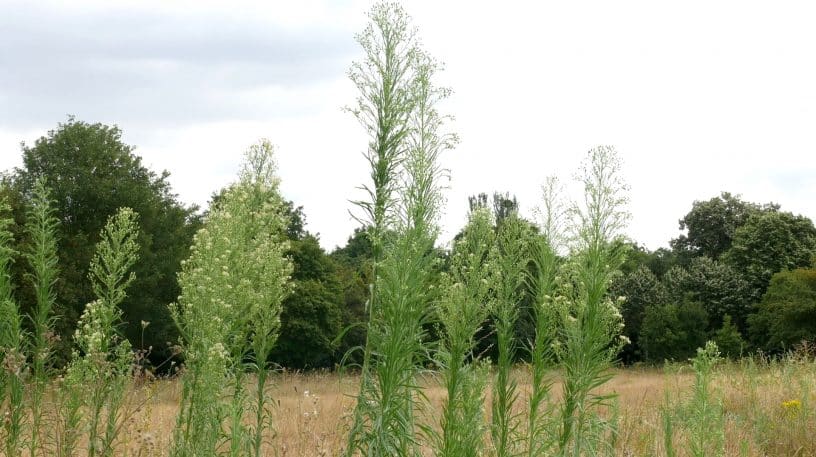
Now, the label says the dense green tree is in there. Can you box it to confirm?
[747,268,816,352]
[610,265,668,363]
[724,211,816,302]
[618,242,654,276]
[270,234,343,368]
[660,258,753,332]
[639,301,709,363]
[15,117,201,363]
[670,192,772,262]
[331,227,373,272]
[492,192,519,226]
[618,242,677,278]
[330,228,372,365]
[682,257,753,330]
[646,247,678,278]
[467,192,489,213]
[662,265,691,305]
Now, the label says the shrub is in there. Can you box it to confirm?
[640,302,709,363]
[748,267,816,351]
[712,314,745,359]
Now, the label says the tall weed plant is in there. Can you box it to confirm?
[555,146,630,456]
[170,140,292,457]
[524,177,566,457]
[490,215,529,457]
[25,177,61,455]
[433,208,495,457]
[344,2,455,456]
[663,341,725,457]
[0,193,26,456]
[64,207,141,457]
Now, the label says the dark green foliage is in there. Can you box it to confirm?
[618,242,677,278]
[330,229,372,365]
[670,192,772,262]
[270,235,343,369]
[15,117,201,364]
[639,302,709,363]
[724,211,816,302]
[332,227,373,269]
[712,315,745,359]
[610,265,668,363]
[467,193,489,213]
[748,268,816,352]
[645,247,678,278]
[664,257,753,331]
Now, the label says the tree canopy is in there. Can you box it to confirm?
[3,118,816,368]
[670,192,774,262]
[14,117,201,363]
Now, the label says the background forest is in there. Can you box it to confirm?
[1,116,814,372]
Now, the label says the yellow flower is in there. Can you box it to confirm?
[782,399,802,419]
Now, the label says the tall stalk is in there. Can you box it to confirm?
[490,215,529,457]
[345,3,455,456]
[25,177,60,456]
[239,141,293,457]
[434,207,494,457]
[343,4,416,446]
[687,341,724,457]
[556,146,629,456]
[65,207,140,457]
[0,193,26,456]
[171,141,291,457]
[525,177,565,457]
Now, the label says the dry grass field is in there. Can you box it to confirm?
[89,354,816,457]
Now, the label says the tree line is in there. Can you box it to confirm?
[1,117,814,370]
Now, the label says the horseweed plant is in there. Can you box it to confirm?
[555,146,630,456]
[64,207,140,457]
[662,341,725,457]
[343,6,415,448]
[0,194,26,456]
[491,214,530,457]
[524,176,566,457]
[432,207,494,457]
[345,2,455,455]
[171,140,292,457]
[25,177,61,455]
[688,342,725,457]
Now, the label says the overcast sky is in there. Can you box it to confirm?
[2,0,815,251]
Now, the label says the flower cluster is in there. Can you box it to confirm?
[782,399,802,419]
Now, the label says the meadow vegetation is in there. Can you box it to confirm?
[2,2,816,456]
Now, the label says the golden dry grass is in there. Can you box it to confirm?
[7,357,816,456]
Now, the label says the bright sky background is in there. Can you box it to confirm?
[2,0,815,251]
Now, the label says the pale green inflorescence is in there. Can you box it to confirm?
[554,145,630,456]
[435,207,495,457]
[65,206,141,457]
[171,140,292,456]
[344,2,456,456]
